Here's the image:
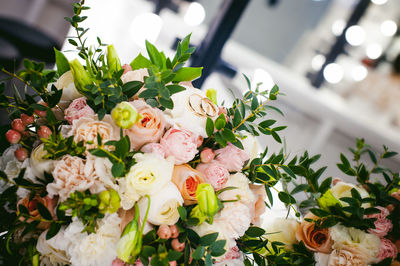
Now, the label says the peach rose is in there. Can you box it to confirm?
[249,184,267,225]
[72,115,120,151]
[64,97,95,124]
[47,155,98,201]
[17,194,57,229]
[366,206,393,238]
[215,143,249,172]
[378,238,397,262]
[196,161,229,190]
[296,213,333,254]
[124,100,166,150]
[172,164,205,205]
[161,127,198,165]
[328,245,370,266]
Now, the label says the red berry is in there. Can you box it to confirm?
[37,126,52,139]
[11,119,25,132]
[169,261,177,266]
[34,109,47,117]
[169,225,179,238]
[157,224,172,239]
[171,238,185,252]
[21,114,34,125]
[14,147,28,161]
[6,129,21,144]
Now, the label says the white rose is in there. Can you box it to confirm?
[125,153,174,197]
[30,143,55,179]
[65,213,121,266]
[137,182,183,225]
[36,229,70,265]
[330,224,380,261]
[263,218,299,250]
[54,70,83,101]
[116,177,140,210]
[164,85,218,137]
[121,68,148,84]
[331,181,370,208]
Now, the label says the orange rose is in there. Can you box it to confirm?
[17,194,57,229]
[296,213,333,254]
[172,164,205,205]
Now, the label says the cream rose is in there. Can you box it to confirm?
[137,182,183,225]
[164,85,218,137]
[54,70,83,101]
[328,245,371,266]
[47,155,99,201]
[125,153,174,197]
[331,181,370,208]
[264,218,299,250]
[71,115,120,151]
[30,143,55,179]
[330,224,380,261]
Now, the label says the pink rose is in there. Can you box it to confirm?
[196,161,229,190]
[378,238,397,262]
[141,143,165,158]
[161,128,198,165]
[215,143,249,172]
[200,148,215,163]
[124,100,166,150]
[366,206,393,238]
[64,97,95,124]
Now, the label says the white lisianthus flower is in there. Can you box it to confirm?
[263,218,299,250]
[137,182,183,225]
[125,153,174,197]
[36,228,70,265]
[30,143,55,179]
[329,224,380,262]
[331,181,370,208]
[239,131,260,163]
[219,173,256,206]
[65,213,121,266]
[164,85,218,137]
[54,70,83,101]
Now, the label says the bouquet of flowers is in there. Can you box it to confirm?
[0,1,312,265]
[261,139,400,265]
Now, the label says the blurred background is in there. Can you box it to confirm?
[1,0,399,180]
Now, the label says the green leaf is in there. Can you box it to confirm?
[142,245,156,257]
[89,149,109,158]
[111,163,124,177]
[319,177,332,194]
[167,250,182,261]
[46,223,61,240]
[291,184,310,194]
[166,84,186,95]
[145,41,164,69]
[172,67,203,82]
[271,131,282,143]
[221,128,236,143]
[242,74,251,90]
[205,253,212,266]
[206,117,214,137]
[37,202,53,220]
[54,48,70,76]
[367,150,377,164]
[320,217,338,228]
[278,191,296,204]
[192,246,205,260]
[159,97,174,109]
[282,165,296,179]
[259,119,276,128]
[139,89,159,99]
[383,151,398,158]
[178,206,187,220]
[210,240,226,257]
[215,114,226,130]
[122,81,143,98]
[309,208,330,217]
[264,105,284,116]
[130,53,153,70]
[199,232,218,246]
[245,227,265,237]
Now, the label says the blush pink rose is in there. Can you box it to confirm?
[196,161,229,190]
[378,238,397,262]
[64,97,95,124]
[215,143,249,172]
[161,128,198,165]
[200,148,215,163]
[124,100,166,150]
[366,206,393,238]
[141,143,165,158]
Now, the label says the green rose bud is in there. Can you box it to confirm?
[69,59,94,93]
[317,189,341,211]
[107,44,121,74]
[194,183,220,224]
[206,89,218,105]
[189,205,207,225]
[111,101,142,129]
[117,219,140,262]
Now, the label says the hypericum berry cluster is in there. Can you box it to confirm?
[157,224,185,252]
[5,109,52,161]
